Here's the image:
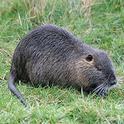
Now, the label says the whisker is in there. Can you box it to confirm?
[98,87,105,96]
[93,83,106,93]
[92,83,103,93]
[93,81,108,95]
[104,84,109,92]
[99,83,109,96]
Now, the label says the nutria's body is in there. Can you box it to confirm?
[8,24,117,107]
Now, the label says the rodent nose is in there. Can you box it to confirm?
[110,80,117,86]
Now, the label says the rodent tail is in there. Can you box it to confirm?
[8,73,28,107]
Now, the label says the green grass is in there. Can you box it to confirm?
[0,0,124,123]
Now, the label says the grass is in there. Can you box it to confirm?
[0,0,124,123]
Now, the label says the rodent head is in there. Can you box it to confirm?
[76,49,117,96]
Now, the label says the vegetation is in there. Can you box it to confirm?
[0,0,124,123]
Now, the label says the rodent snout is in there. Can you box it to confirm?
[109,80,117,86]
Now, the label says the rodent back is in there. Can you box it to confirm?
[12,25,83,84]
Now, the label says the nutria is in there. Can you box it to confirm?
[8,24,117,107]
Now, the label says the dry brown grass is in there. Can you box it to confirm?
[23,0,47,17]
[81,0,95,34]
[82,0,94,19]
[0,0,13,16]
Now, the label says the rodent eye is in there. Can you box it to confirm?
[85,54,93,62]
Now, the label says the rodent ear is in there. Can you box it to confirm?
[85,54,93,62]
